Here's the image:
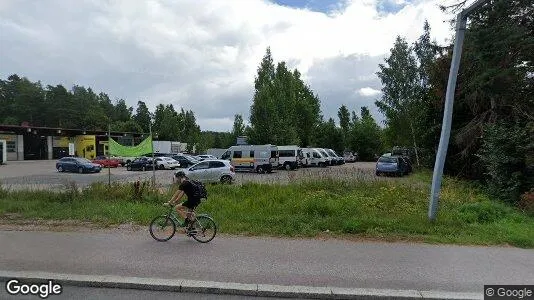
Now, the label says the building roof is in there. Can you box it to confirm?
[0,124,148,138]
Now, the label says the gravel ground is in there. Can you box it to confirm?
[0,160,379,191]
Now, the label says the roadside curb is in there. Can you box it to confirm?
[0,270,483,299]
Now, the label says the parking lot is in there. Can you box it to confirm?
[0,160,378,191]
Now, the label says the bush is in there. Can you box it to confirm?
[518,189,534,216]
[478,122,529,204]
[456,200,511,224]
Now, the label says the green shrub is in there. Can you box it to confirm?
[478,122,529,204]
[456,200,511,224]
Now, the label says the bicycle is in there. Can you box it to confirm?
[149,204,217,243]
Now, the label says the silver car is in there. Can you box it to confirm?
[196,154,218,161]
[177,159,235,184]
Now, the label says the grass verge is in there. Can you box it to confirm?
[0,170,533,248]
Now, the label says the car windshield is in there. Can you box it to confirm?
[378,156,397,163]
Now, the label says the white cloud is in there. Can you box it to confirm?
[359,87,382,97]
[0,0,457,132]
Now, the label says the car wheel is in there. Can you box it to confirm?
[220,175,232,184]
[159,164,165,170]
[57,166,64,172]
[78,167,84,174]
[127,165,132,171]
[376,171,380,176]
[284,163,291,171]
[256,166,265,174]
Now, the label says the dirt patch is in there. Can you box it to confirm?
[0,214,146,233]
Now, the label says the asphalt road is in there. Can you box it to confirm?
[0,282,298,300]
[1,230,532,293]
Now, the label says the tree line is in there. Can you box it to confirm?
[375,0,533,205]
[241,47,385,160]
[0,75,206,152]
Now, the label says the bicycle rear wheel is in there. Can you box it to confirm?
[190,215,217,243]
[149,215,176,242]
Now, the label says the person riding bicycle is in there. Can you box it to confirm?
[164,171,200,231]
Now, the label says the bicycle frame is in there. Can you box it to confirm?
[164,206,186,227]
[163,206,204,227]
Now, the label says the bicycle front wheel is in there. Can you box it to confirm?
[190,215,217,243]
[149,215,176,242]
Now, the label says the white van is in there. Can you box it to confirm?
[326,148,345,165]
[220,144,279,173]
[300,148,329,167]
[317,148,334,166]
[277,145,302,170]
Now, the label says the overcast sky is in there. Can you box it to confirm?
[0,0,460,132]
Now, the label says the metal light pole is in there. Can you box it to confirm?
[108,124,111,186]
[429,0,490,221]
[149,123,156,187]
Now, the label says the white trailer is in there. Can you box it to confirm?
[153,141,172,154]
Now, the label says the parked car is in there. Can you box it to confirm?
[92,156,121,168]
[56,157,102,173]
[196,154,217,161]
[154,157,180,170]
[375,155,411,176]
[172,154,200,168]
[112,156,135,166]
[126,157,156,171]
[176,159,235,184]
[399,156,413,174]
[343,151,356,163]
[149,152,174,158]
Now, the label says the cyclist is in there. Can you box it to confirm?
[164,171,200,232]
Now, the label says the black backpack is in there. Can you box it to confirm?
[190,180,208,200]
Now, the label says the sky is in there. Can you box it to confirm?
[0,0,461,132]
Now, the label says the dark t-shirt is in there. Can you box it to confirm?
[178,180,199,203]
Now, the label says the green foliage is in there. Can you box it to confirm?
[478,123,530,204]
[347,107,384,160]
[248,48,320,146]
[134,101,152,133]
[1,173,533,247]
[1,74,204,151]
[456,201,511,224]
[231,114,246,142]
[314,118,343,153]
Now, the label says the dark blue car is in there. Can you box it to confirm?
[126,157,156,171]
[56,157,102,174]
[375,155,411,177]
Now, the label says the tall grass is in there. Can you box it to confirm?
[1,172,533,248]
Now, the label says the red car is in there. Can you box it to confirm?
[92,156,121,168]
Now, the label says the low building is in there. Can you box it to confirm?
[0,124,147,161]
